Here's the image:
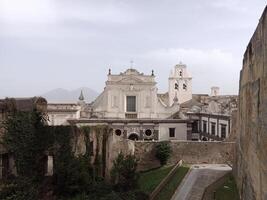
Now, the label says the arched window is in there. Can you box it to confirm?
[183,83,187,90]
[175,83,179,90]
[179,71,182,76]
[128,134,139,141]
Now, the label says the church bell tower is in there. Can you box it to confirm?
[168,62,192,106]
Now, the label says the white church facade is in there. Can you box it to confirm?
[47,63,194,141]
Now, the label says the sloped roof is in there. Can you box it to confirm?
[180,98,203,108]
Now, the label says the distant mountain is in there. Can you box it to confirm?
[41,87,99,103]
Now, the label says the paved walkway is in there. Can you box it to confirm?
[171,164,232,200]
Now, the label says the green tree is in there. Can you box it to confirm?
[52,126,94,197]
[155,142,172,166]
[110,153,139,192]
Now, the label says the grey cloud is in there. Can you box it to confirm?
[0,0,266,98]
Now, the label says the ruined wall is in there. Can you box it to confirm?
[105,134,135,179]
[235,6,267,200]
[135,141,234,171]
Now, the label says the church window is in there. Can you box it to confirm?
[115,129,122,136]
[145,129,152,136]
[126,96,136,112]
[183,83,187,90]
[169,128,175,137]
[180,71,182,76]
[175,83,179,90]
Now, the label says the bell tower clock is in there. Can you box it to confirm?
[168,62,192,106]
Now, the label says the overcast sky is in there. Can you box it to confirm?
[0,0,266,98]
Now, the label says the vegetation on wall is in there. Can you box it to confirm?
[0,110,148,200]
[2,111,49,178]
[0,110,51,200]
[111,152,139,192]
[155,142,172,166]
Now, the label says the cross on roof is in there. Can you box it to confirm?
[130,60,134,69]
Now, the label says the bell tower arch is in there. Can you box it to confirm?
[168,62,192,106]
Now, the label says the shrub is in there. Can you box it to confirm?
[110,153,139,192]
[155,142,172,166]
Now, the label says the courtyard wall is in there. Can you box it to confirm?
[135,141,235,171]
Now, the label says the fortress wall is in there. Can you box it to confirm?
[135,141,234,171]
[235,6,267,200]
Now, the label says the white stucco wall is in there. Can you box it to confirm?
[92,68,180,119]
[168,63,192,105]
[159,123,187,141]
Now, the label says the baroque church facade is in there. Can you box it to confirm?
[47,63,193,141]
[47,63,237,142]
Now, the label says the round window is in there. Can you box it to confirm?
[115,129,122,136]
[145,129,152,136]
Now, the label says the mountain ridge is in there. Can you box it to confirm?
[41,87,99,103]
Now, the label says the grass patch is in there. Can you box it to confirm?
[138,165,173,194]
[154,166,189,200]
[215,175,240,200]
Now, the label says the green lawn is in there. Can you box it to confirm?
[154,166,189,200]
[215,175,240,200]
[138,165,173,194]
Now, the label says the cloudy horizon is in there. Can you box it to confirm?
[0,0,266,98]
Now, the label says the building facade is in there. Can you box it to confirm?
[47,64,194,141]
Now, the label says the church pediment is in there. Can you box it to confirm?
[123,68,143,76]
[117,76,144,84]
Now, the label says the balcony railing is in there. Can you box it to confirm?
[125,113,137,119]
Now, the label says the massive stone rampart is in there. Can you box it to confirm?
[135,141,234,171]
[235,6,267,200]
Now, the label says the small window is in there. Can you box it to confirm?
[126,96,136,112]
[203,121,207,133]
[145,129,152,136]
[179,71,182,76]
[115,129,122,136]
[221,125,226,139]
[169,128,175,137]
[175,83,179,90]
[211,123,216,135]
[183,83,187,90]
[192,121,198,133]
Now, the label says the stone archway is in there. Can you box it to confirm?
[202,137,208,141]
[128,133,139,141]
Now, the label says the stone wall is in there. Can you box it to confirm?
[135,141,234,171]
[235,6,267,200]
[105,134,135,179]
